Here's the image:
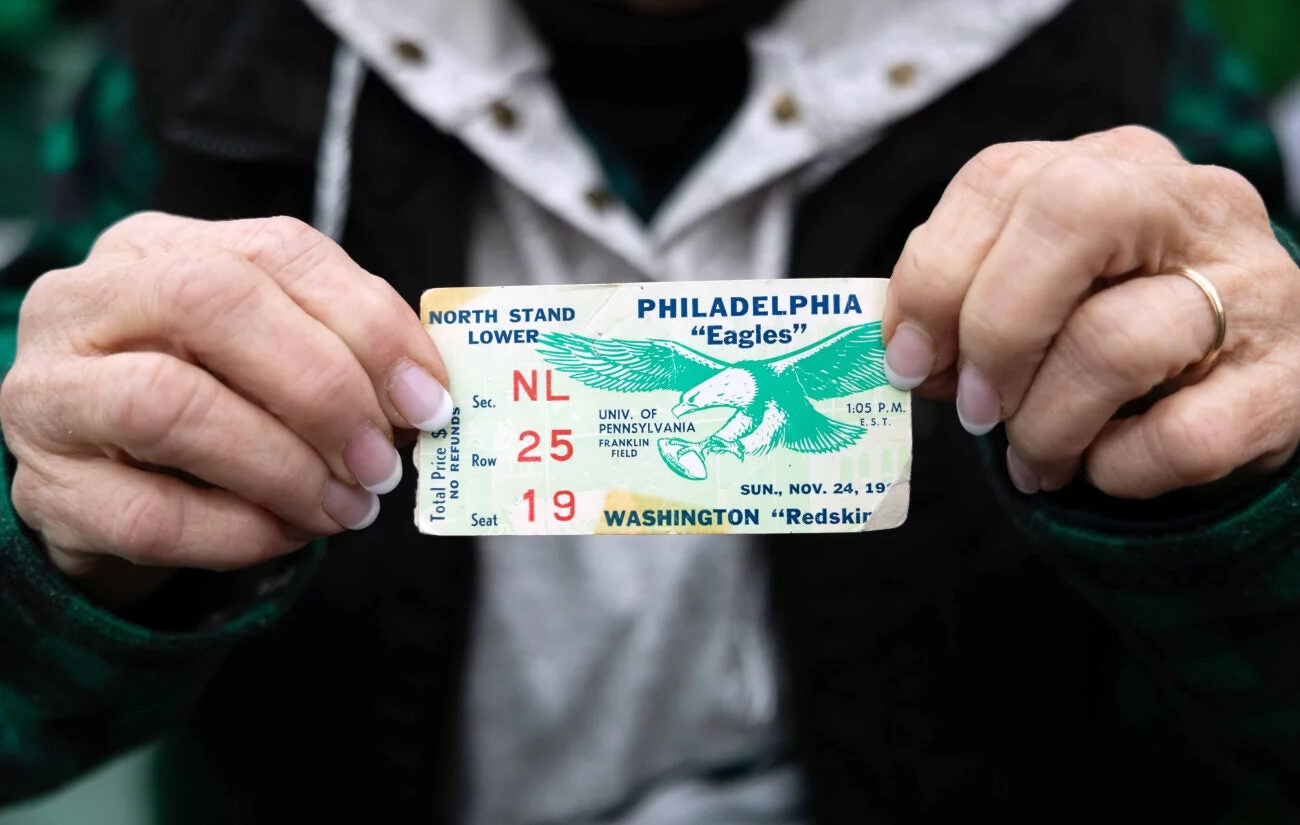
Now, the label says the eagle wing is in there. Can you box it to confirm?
[536,332,728,392]
[763,322,887,400]
[783,411,866,454]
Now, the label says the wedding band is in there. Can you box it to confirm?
[1159,266,1226,376]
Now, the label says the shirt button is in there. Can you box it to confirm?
[488,100,518,131]
[771,92,799,124]
[392,39,427,65]
[887,62,919,89]
[584,187,615,212]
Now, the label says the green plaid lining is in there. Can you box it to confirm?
[0,444,324,802]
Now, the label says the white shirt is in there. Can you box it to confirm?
[301,1,1071,822]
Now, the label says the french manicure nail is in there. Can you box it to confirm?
[1006,446,1041,495]
[956,363,1001,436]
[322,480,381,530]
[884,322,935,390]
[343,428,402,494]
[390,362,455,432]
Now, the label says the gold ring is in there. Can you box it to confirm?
[1158,266,1226,377]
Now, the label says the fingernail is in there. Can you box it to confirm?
[390,362,455,432]
[956,363,1001,436]
[884,322,934,390]
[1006,446,1041,495]
[322,480,380,530]
[343,428,402,494]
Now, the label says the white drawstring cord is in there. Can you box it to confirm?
[313,43,366,241]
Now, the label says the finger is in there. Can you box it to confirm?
[227,216,454,432]
[82,249,403,495]
[39,351,380,534]
[92,213,454,433]
[953,156,1190,435]
[1083,360,1299,498]
[1071,125,1185,163]
[86,211,179,263]
[1003,271,1224,492]
[883,141,1059,391]
[13,456,316,571]
[882,127,1185,394]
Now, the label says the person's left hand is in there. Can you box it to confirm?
[881,125,1300,498]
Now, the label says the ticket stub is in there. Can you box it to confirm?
[415,279,911,535]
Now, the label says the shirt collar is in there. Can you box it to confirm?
[303,0,549,130]
[302,0,1074,264]
[302,0,1070,133]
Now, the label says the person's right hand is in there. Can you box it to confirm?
[0,213,455,607]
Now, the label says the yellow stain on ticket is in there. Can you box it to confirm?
[416,279,911,535]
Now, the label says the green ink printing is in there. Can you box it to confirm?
[537,323,888,481]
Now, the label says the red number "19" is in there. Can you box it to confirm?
[523,489,575,522]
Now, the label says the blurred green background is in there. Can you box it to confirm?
[1,1,107,215]
[1202,0,1300,219]
[0,0,103,271]
[2,4,153,822]
[0,0,1298,822]
[1201,0,1300,95]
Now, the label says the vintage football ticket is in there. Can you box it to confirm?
[415,279,911,535]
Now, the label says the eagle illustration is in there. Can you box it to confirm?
[536,323,888,480]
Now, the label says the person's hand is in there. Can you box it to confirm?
[0,213,454,606]
[882,126,1300,498]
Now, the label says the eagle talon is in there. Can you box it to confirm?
[702,436,744,461]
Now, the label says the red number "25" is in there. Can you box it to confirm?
[517,429,574,462]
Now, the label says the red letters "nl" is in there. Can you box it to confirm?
[513,370,570,402]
